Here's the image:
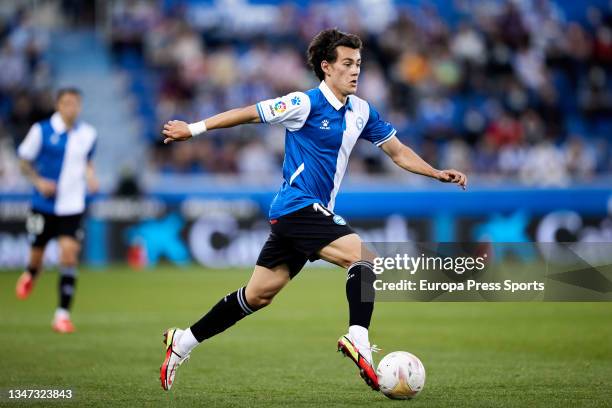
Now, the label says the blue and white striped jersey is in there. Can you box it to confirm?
[257,81,397,220]
[17,112,97,216]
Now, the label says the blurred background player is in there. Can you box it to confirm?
[15,88,98,334]
[159,28,466,391]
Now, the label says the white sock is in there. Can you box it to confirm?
[54,308,70,320]
[176,328,199,355]
[349,325,372,364]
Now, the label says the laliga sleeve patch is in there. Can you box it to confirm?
[273,100,287,114]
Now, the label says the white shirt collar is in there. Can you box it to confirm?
[319,80,352,111]
[50,112,79,133]
[50,112,67,133]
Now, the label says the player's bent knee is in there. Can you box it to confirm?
[333,250,362,269]
[245,293,274,309]
[60,253,78,267]
[319,233,366,269]
[343,254,363,269]
[60,258,78,267]
[59,242,80,266]
[245,264,290,309]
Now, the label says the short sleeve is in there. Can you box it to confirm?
[256,92,311,132]
[360,103,397,147]
[17,123,42,161]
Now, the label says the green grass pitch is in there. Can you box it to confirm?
[1,266,611,407]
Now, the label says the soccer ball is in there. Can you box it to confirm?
[376,351,426,399]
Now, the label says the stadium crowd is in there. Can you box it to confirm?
[1,1,611,188]
[0,7,54,189]
[108,0,612,185]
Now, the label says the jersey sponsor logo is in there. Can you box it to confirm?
[274,101,287,114]
[356,117,364,130]
[333,214,347,225]
[320,119,331,130]
[291,95,301,106]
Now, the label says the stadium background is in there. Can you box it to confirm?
[0,0,610,269]
[1,1,611,407]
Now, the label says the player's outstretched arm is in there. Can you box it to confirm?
[381,137,467,190]
[162,105,260,144]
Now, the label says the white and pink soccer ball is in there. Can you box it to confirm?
[376,351,426,400]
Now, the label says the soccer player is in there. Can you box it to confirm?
[159,29,467,391]
[15,88,98,334]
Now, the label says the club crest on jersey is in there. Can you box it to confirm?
[320,119,331,130]
[356,117,364,130]
[274,101,287,114]
[333,215,346,225]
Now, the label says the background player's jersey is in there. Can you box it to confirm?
[257,81,396,220]
[17,112,97,216]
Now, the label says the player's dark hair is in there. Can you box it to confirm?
[307,28,362,81]
[56,87,82,101]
